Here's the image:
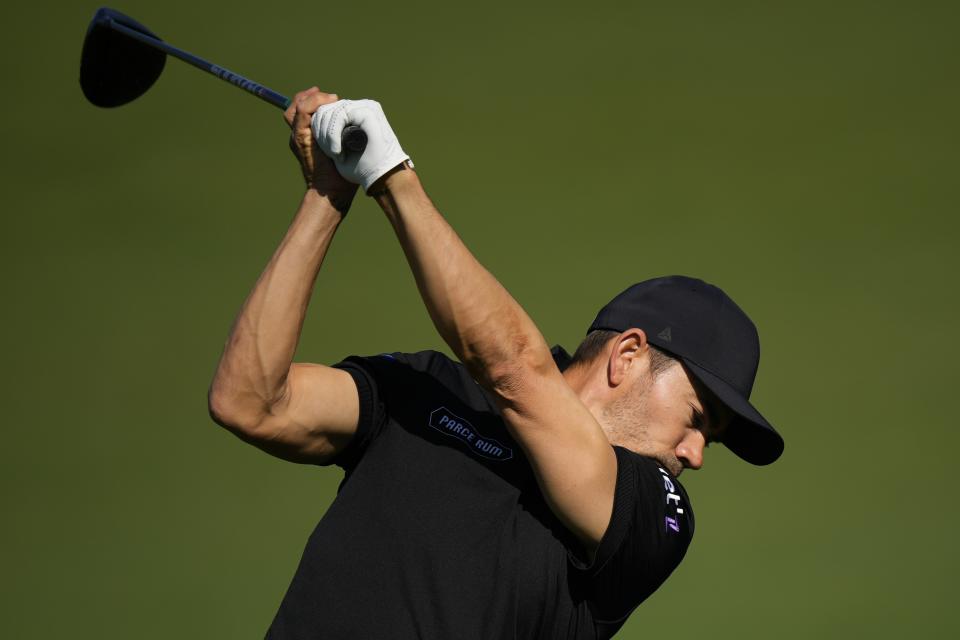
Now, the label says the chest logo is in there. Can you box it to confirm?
[429,407,514,462]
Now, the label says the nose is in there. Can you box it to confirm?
[676,430,705,470]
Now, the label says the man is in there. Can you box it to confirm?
[208,88,784,639]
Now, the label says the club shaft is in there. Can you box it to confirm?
[100,15,368,153]
[106,19,291,109]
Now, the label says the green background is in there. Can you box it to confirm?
[3,1,957,637]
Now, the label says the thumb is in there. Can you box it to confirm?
[312,102,349,157]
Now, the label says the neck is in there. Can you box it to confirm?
[562,363,614,442]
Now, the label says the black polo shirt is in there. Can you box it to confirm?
[266,348,694,639]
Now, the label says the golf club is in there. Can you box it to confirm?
[80,7,367,153]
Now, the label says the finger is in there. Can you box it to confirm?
[300,90,339,112]
[323,106,346,156]
[343,102,380,141]
[319,91,339,105]
[285,87,322,126]
[293,95,318,134]
[312,103,344,156]
[285,90,308,127]
[308,88,339,106]
[293,92,338,134]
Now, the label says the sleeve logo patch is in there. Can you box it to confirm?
[429,407,514,462]
[658,466,685,534]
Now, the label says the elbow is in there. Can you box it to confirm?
[207,386,262,433]
[207,387,236,429]
[207,387,228,426]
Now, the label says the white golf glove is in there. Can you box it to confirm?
[311,99,412,192]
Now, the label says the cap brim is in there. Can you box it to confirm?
[682,359,784,465]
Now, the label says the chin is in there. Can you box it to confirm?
[652,452,683,476]
[628,444,682,476]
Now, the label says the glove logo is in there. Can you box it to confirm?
[429,407,514,462]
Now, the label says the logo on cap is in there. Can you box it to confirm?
[657,327,673,342]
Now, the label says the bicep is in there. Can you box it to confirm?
[236,363,360,465]
[497,365,617,554]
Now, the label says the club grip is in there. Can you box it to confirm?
[343,125,367,153]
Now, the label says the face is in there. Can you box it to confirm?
[601,357,730,476]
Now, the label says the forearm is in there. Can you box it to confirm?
[209,190,344,425]
[373,169,553,394]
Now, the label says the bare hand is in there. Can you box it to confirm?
[284,87,358,214]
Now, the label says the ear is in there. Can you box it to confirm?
[607,328,649,387]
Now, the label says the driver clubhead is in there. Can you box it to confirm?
[80,7,166,108]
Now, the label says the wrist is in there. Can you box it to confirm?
[369,161,418,202]
[302,187,354,220]
[304,184,356,217]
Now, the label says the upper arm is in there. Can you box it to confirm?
[211,362,360,465]
[493,357,618,555]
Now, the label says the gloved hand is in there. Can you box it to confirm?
[311,99,413,192]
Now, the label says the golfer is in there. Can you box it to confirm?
[208,88,784,639]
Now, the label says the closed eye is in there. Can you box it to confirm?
[688,403,703,426]
[689,403,711,447]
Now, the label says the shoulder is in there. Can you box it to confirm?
[336,350,460,389]
[336,349,494,411]
[570,449,696,626]
[325,350,465,471]
[383,349,459,375]
[338,349,452,375]
[571,449,695,572]
[618,449,695,539]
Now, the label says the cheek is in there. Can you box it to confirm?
[652,409,688,445]
[646,385,691,444]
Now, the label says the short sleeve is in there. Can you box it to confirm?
[569,446,695,626]
[328,351,458,472]
[329,356,388,472]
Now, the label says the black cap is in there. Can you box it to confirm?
[589,276,783,465]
